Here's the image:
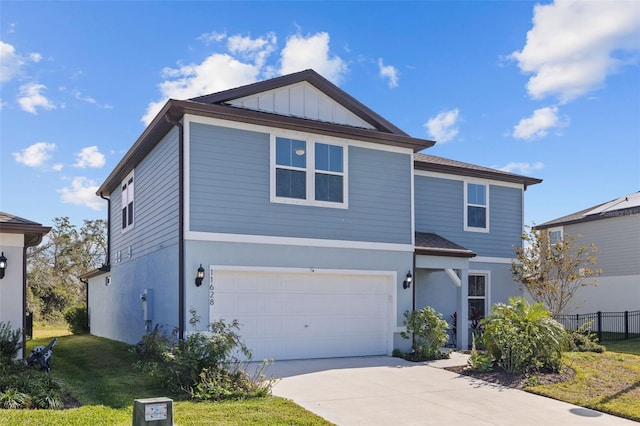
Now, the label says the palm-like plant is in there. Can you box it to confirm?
[482,297,567,373]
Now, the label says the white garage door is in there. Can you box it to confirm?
[210,269,393,361]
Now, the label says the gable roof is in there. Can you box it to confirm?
[0,212,51,247]
[414,154,542,188]
[536,191,640,229]
[98,70,435,195]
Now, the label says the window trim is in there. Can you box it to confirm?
[548,227,563,245]
[270,133,348,209]
[121,170,135,233]
[467,270,491,326]
[464,180,490,233]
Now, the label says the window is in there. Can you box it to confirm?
[468,274,488,320]
[121,171,134,231]
[465,182,488,232]
[272,136,346,207]
[549,228,563,245]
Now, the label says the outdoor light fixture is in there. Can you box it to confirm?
[402,271,413,289]
[0,252,6,279]
[195,264,205,287]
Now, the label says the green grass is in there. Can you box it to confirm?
[526,339,640,422]
[2,332,333,426]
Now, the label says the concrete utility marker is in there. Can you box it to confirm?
[267,356,636,426]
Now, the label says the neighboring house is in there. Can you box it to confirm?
[536,192,640,314]
[0,212,50,356]
[84,69,540,359]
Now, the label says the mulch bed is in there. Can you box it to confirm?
[444,363,576,390]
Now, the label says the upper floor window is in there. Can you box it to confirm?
[121,171,134,232]
[272,135,347,208]
[549,228,563,245]
[465,182,489,232]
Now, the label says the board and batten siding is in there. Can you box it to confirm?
[564,214,640,277]
[189,122,412,244]
[414,174,523,258]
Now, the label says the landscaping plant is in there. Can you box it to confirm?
[401,306,450,360]
[482,297,567,373]
[567,322,606,353]
[0,322,23,364]
[135,311,274,400]
[63,304,90,335]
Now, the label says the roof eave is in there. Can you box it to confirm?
[414,161,543,187]
[415,247,477,258]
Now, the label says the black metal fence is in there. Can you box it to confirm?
[555,310,640,342]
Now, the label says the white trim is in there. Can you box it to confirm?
[468,269,491,324]
[464,180,490,233]
[445,268,462,287]
[548,227,564,245]
[186,230,414,252]
[184,117,191,236]
[270,135,349,209]
[472,256,514,264]
[120,170,135,234]
[410,153,415,245]
[414,169,526,190]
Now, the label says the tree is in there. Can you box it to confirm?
[511,226,601,316]
[26,217,107,322]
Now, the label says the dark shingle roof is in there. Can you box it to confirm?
[0,212,51,246]
[414,154,542,188]
[536,191,640,229]
[415,232,476,258]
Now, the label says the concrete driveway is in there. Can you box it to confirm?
[266,355,636,426]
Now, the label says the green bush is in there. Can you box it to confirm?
[567,322,606,353]
[401,306,450,360]
[63,304,89,335]
[467,335,492,372]
[482,297,567,373]
[136,312,274,400]
[0,322,23,364]
[0,362,65,409]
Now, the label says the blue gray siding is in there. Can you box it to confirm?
[414,175,523,257]
[101,127,180,344]
[565,214,640,277]
[189,122,412,244]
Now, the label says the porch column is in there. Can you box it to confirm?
[457,269,468,349]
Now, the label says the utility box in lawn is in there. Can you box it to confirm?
[132,397,173,426]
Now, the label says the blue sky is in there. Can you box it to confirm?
[1,1,639,230]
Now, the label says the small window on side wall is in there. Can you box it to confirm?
[121,171,135,232]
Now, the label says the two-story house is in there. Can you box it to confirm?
[84,69,540,359]
[536,192,640,314]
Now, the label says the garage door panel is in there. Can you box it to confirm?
[211,270,392,360]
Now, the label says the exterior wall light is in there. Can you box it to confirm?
[195,264,205,287]
[402,271,413,289]
[0,252,6,279]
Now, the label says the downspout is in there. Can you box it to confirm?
[22,233,46,358]
[79,277,89,332]
[165,113,185,340]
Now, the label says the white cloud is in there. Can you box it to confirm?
[58,177,104,211]
[74,146,105,168]
[378,58,399,88]
[424,109,460,143]
[513,106,567,140]
[73,90,96,105]
[0,41,43,83]
[511,0,640,102]
[17,83,56,114]
[0,41,24,83]
[198,30,227,44]
[141,53,260,125]
[279,32,348,85]
[52,163,64,172]
[142,30,348,125]
[13,142,56,167]
[499,161,544,174]
[228,33,277,68]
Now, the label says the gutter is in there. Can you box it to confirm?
[165,112,185,341]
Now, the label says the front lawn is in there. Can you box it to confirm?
[0,333,332,426]
[526,339,640,422]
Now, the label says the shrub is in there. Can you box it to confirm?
[467,335,492,372]
[136,312,274,400]
[0,322,23,364]
[63,304,89,335]
[401,306,450,360]
[567,322,606,353]
[482,297,567,374]
[0,362,65,409]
